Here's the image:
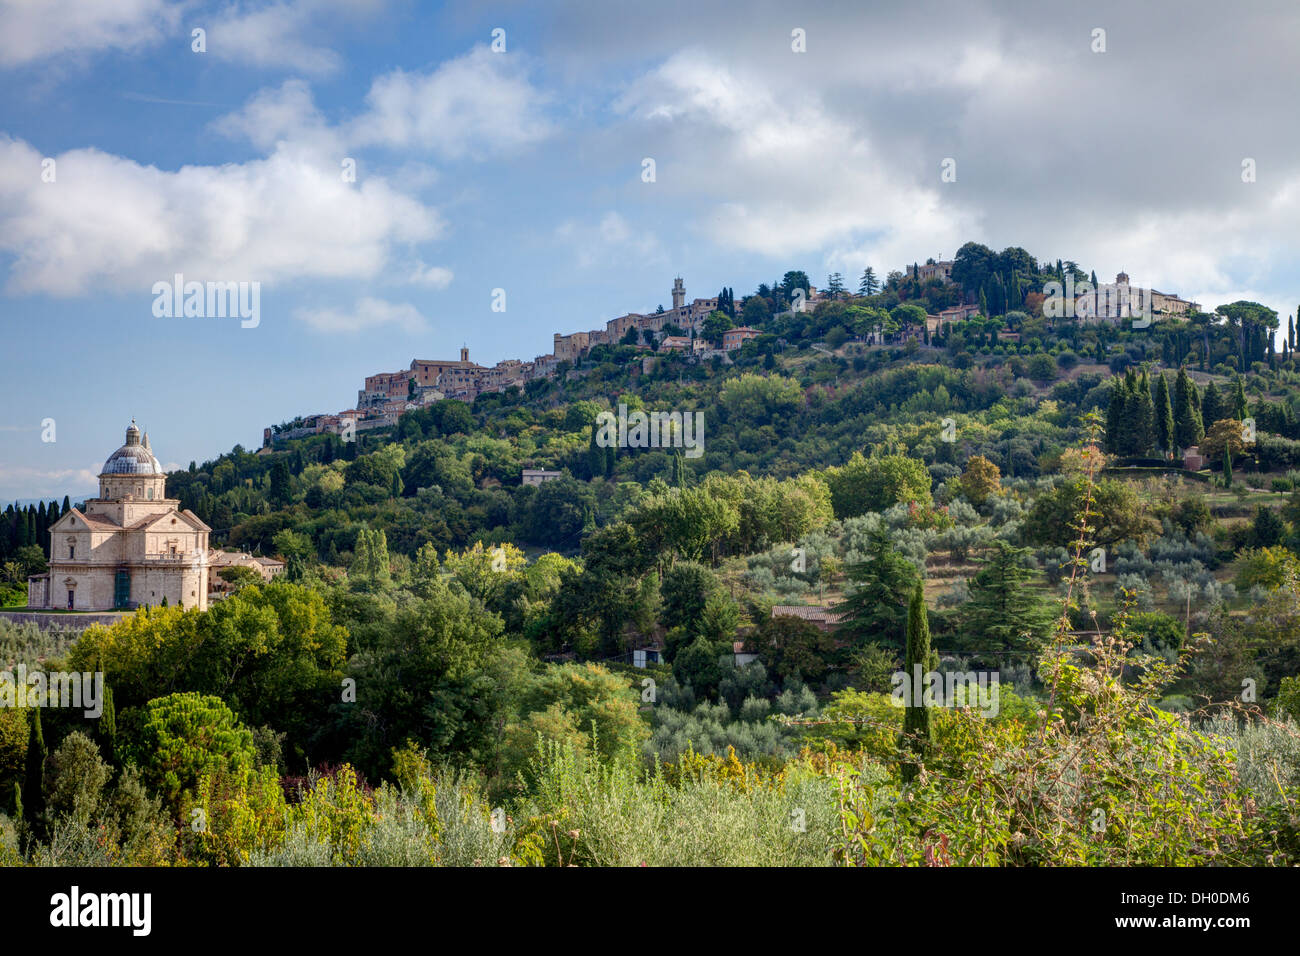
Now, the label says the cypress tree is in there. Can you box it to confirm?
[1232,376,1249,420]
[900,581,934,784]
[1105,377,1125,454]
[1201,381,1224,427]
[587,423,604,479]
[22,707,46,841]
[672,448,687,487]
[1173,367,1204,451]
[1223,447,1233,487]
[11,783,21,849]
[1133,370,1156,455]
[1154,372,1175,458]
[98,686,116,762]
[60,495,70,517]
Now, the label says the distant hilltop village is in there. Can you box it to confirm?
[264,277,779,445]
[913,260,1199,320]
[262,263,1200,446]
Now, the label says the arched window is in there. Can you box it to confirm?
[146,487,154,500]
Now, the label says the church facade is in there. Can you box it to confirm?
[27,421,211,611]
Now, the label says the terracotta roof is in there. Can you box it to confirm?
[772,605,843,623]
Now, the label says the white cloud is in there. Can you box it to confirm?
[349,46,553,158]
[210,78,343,154]
[615,54,976,261]
[408,262,454,288]
[293,296,427,333]
[0,37,557,300]
[0,463,99,497]
[0,0,179,68]
[556,211,665,269]
[206,0,361,76]
[0,134,442,296]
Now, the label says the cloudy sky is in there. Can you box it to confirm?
[2,0,1299,500]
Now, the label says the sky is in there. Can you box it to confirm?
[2,0,1300,501]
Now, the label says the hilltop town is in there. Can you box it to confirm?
[263,259,1201,446]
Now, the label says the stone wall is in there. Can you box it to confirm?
[0,609,127,631]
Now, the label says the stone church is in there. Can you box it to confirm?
[27,421,210,611]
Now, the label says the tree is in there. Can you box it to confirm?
[1201,381,1225,427]
[673,635,730,698]
[701,310,733,347]
[44,731,111,827]
[748,614,836,685]
[780,271,811,301]
[124,692,256,816]
[350,527,391,589]
[269,458,292,506]
[1154,372,1175,457]
[899,581,933,783]
[858,267,880,296]
[660,562,717,637]
[71,582,347,761]
[951,242,996,299]
[718,372,802,425]
[826,452,932,518]
[340,577,515,776]
[835,527,921,649]
[1024,477,1160,549]
[1231,376,1249,420]
[1173,367,1204,451]
[1250,506,1285,549]
[958,540,1054,664]
[826,273,845,299]
[22,706,46,842]
[1199,418,1250,463]
[957,455,1001,506]
[508,663,648,771]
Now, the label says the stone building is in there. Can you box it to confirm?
[27,421,210,611]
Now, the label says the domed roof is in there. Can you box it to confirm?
[101,420,163,476]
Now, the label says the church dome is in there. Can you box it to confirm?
[101,420,163,475]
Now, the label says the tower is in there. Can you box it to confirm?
[460,345,469,363]
[672,276,685,311]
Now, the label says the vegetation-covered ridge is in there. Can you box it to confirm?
[4,243,1300,865]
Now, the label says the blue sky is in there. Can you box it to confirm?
[3,0,1299,500]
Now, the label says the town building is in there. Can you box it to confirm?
[207,550,286,597]
[1075,272,1201,323]
[266,276,725,442]
[913,260,954,284]
[771,605,843,632]
[938,303,981,323]
[27,421,210,611]
[722,326,762,350]
[522,469,563,486]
